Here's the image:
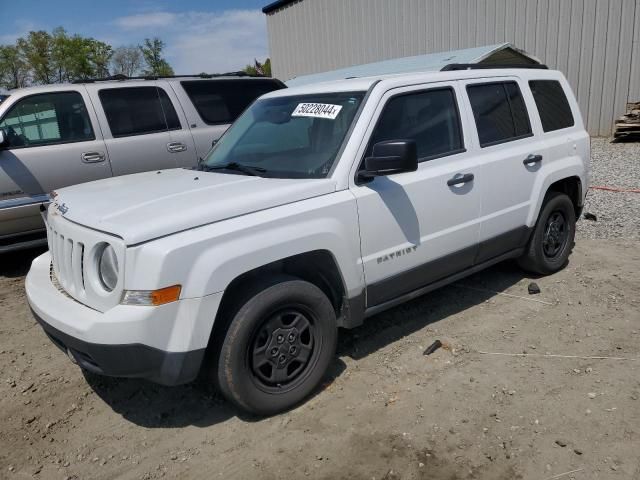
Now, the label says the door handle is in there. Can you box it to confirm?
[81,151,105,163]
[447,173,474,186]
[523,154,543,165]
[167,142,187,153]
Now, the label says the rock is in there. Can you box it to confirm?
[583,212,597,221]
[555,439,568,447]
[574,448,583,455]
[507,390,516,396]
[528,282,541,295]
[588,392,597,399]
[586,367,593,373]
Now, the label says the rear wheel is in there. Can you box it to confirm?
[213,276,337,416]
[518,191,576,275]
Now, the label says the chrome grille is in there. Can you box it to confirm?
[49,226,85,296]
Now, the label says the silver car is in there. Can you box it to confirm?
[0,75,285,252]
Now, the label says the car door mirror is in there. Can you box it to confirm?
[360,139,418,179]
[0,129,7,150]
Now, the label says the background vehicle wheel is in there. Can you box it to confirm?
[518,191,576,275]
[214,276,337,416]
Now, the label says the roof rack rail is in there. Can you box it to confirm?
[440,63,548,71]
[72,71,264,84]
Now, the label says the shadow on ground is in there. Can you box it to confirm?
[0,246,46,278]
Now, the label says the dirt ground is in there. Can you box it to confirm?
[1,237,639,480]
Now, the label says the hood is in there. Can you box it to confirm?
[53,169,336,245]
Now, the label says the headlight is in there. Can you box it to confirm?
[98,244,119,291]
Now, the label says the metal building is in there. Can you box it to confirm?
[263,0,640,136]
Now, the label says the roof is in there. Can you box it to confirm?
[262,65,562,100]
[262,0,299,14]
[285,43,540,87]
[7,75,282,94]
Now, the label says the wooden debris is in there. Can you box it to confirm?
[614,102,640,140]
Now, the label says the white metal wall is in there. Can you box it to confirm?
[266,0,640,136]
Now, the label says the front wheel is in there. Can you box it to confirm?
[518,191,576,275]
[214,276,337,416]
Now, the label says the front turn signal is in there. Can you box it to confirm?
[121,285,182,306]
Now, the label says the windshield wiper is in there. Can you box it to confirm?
[202,162,266,177]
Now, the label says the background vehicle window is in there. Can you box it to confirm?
[529,80,575,132]
[181,79,285,125]
[0,92,94,148]
[98,87,181,138]
[367,88,464,161]
[467,81,532,147]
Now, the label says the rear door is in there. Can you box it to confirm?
[172,79,286,159]
[460,77,541,263]
[0,88,110,237]
[88,82,190,176]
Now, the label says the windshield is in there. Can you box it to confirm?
[202,91,365,178]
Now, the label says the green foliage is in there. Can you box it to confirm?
[0,45,29,89]
[243,58,271,77]
[140,38,174,77]
[0,29,174,87]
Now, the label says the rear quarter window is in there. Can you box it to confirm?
[529,80,575,132]
[181,79,285,125]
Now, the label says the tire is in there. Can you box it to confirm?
[214,276,337,416]
[518,191,576,275]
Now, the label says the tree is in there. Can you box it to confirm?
[243,58,271,77]
[140,38,174,76]
[111,46,143,77]
[18,31,54,84]
[50,28,112,81]
[0,45,29,89]
[86,39,112,78]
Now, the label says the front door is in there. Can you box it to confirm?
[0,88,111,237]
[351,82,483,307]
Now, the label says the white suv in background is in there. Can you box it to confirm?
[26,65,589,415]
[0,74,285,252]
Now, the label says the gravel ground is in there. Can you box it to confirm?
[577,138,640,239]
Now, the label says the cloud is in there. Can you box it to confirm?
[0,21,40,45]
[114,12,177,29]
[113,10,268,75]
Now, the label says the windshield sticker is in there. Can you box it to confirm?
[292,103,343,120]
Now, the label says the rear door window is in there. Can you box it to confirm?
[529,80,575,132]
[98,86,181,138]
[467,81,532,147]
[367,87,465,161]
[0,91,94,148]
[181,79,284,125]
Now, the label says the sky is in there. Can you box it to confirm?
[2,0,272,74]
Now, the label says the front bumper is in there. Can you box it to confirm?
[26,252,223,385]
[31,308,204,385]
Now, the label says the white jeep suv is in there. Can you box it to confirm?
[26,65,589,415]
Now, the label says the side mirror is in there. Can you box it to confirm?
[0,129,7,150]
[360,140,418,179]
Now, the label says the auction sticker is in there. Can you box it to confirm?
[292,103,343,119]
